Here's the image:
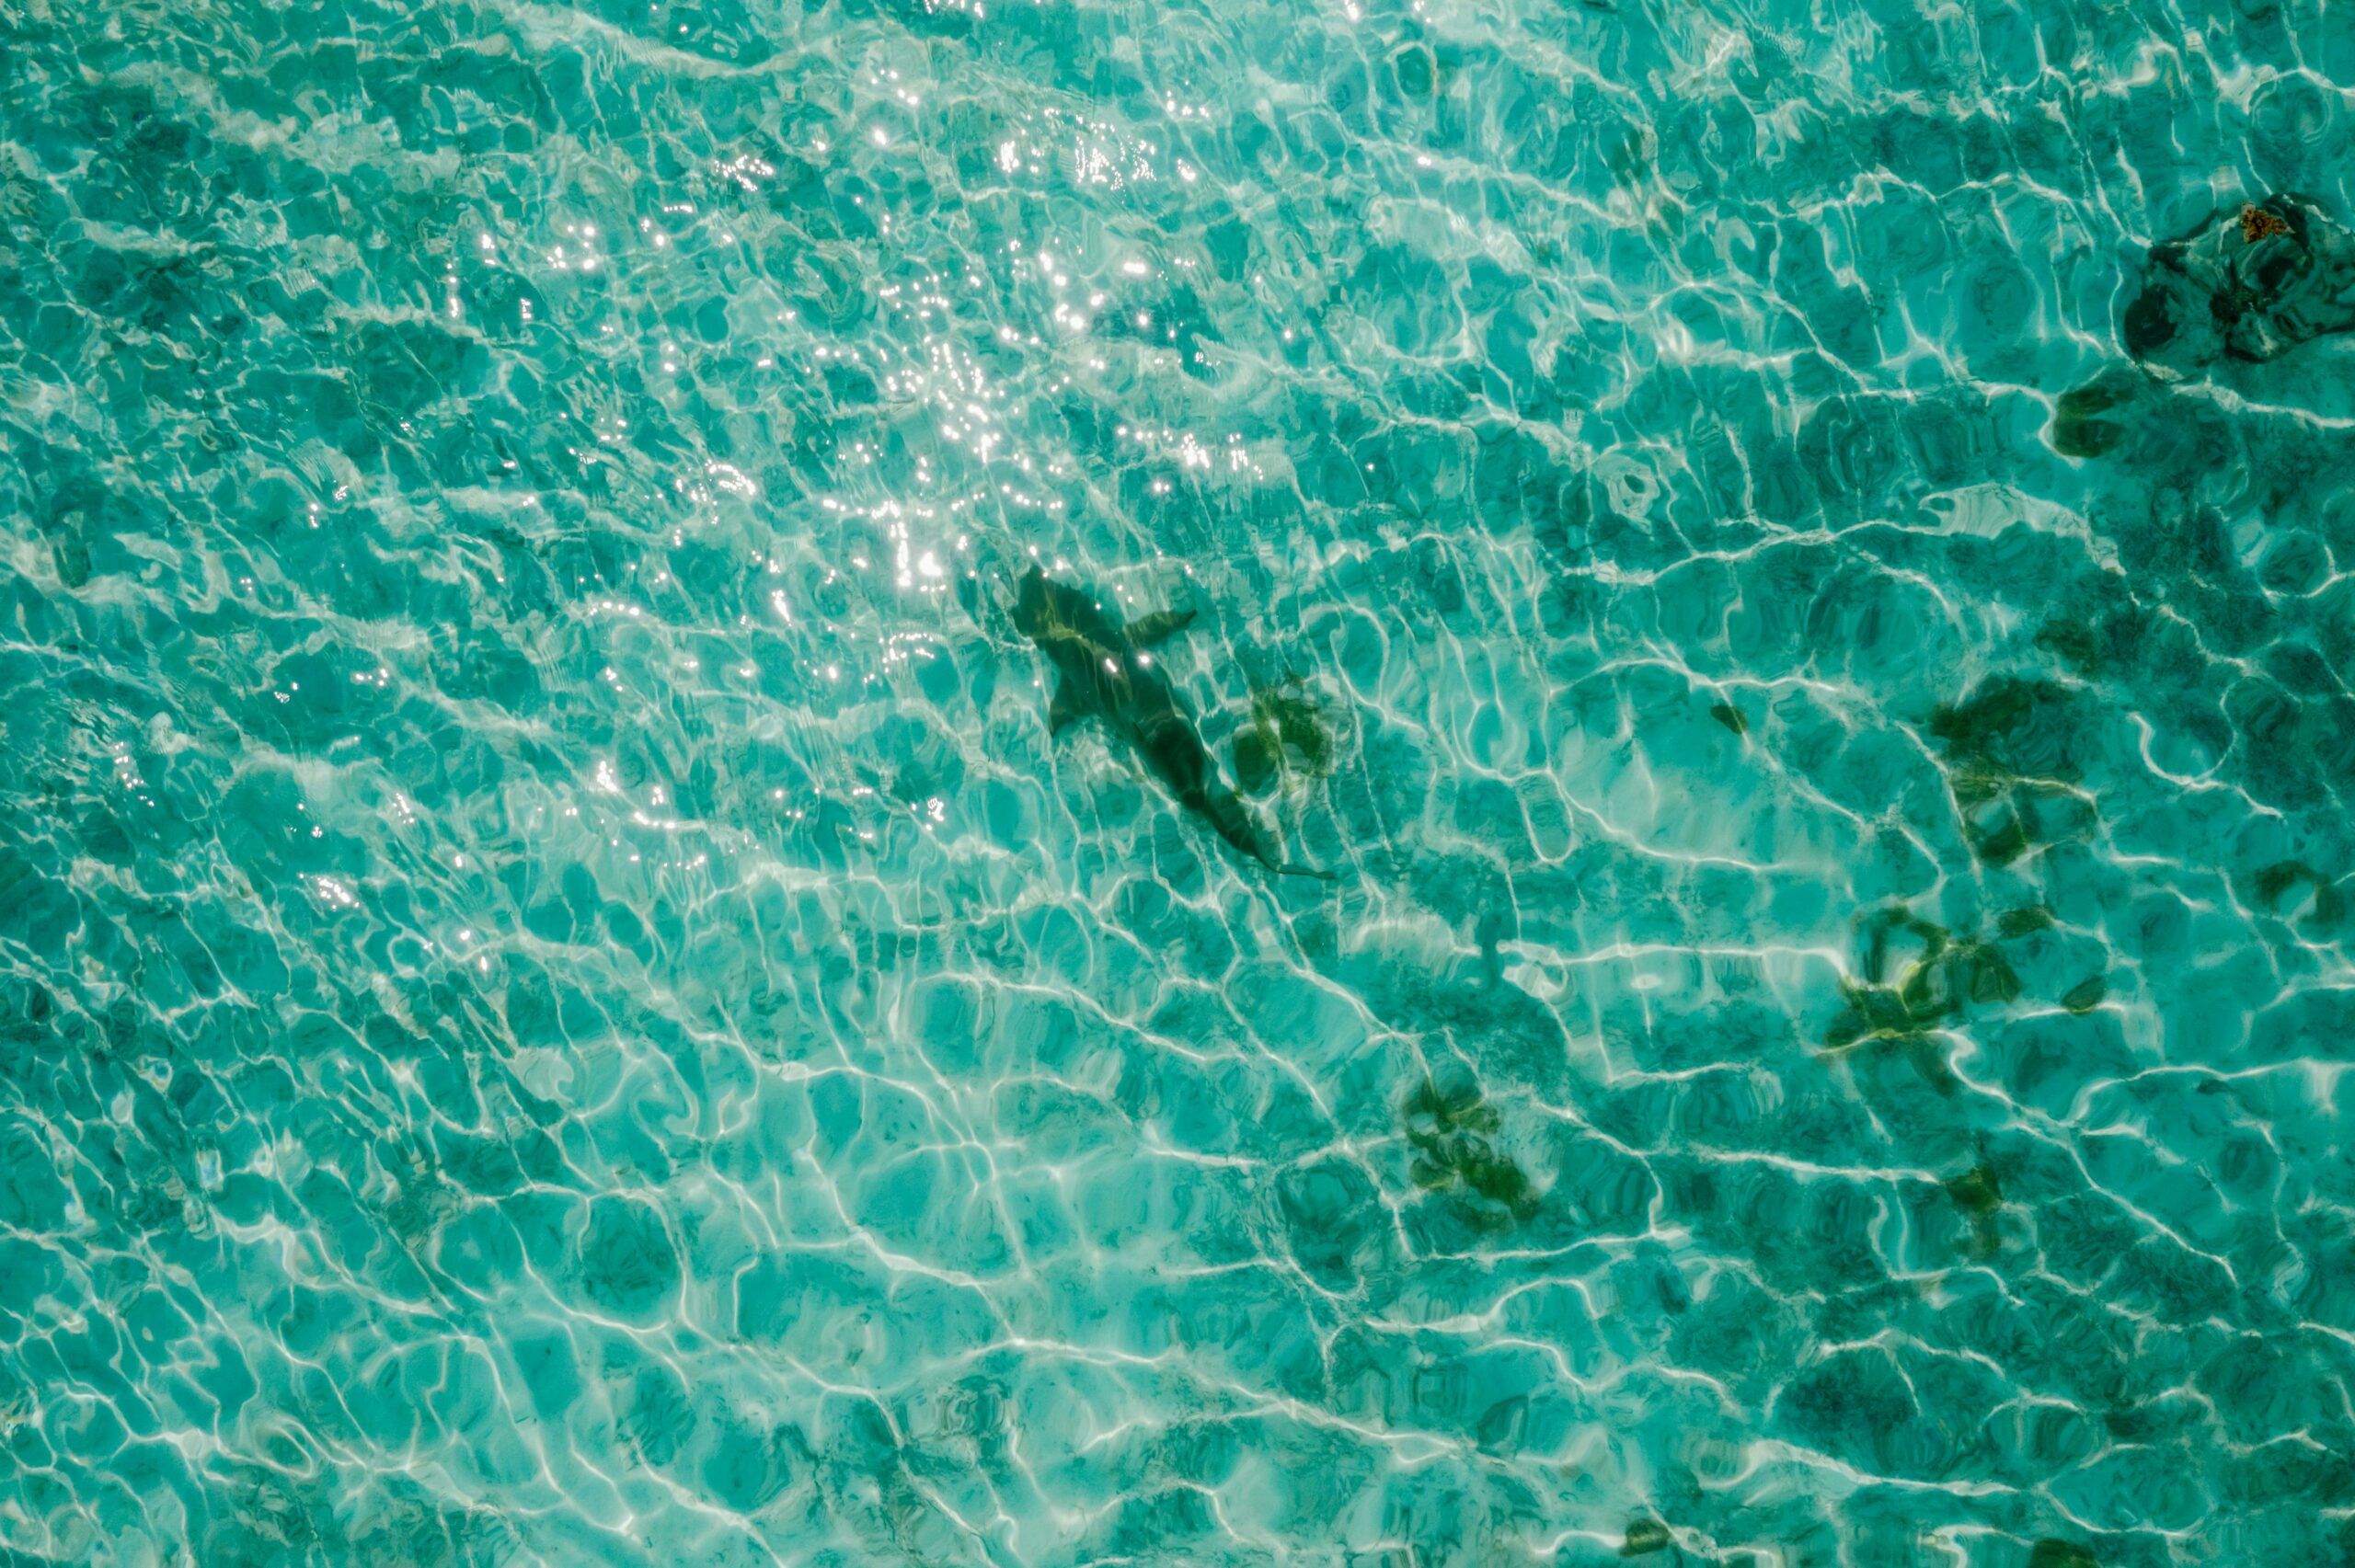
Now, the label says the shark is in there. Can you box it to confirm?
[1011,564,1334,882]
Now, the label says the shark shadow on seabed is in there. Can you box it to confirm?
[1009,564,1336,883]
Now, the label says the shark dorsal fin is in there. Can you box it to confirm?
[1125,607,1198,647]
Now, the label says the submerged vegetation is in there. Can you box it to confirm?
[1825,893,2118,1116]
[1233,677,1339,796]
[2034,618,2108,680]
[1821,906,2025,1093]
[1928,676,2080,773]
[1390,40,1464,98]
[2051,376,2131,458]
[1620,1518,1672,1556]
[1946,1159,2006,1255]
[1824,905,2019,1050]
[1945,1162,2002,1216]
[2061,976,2108,1013]
[1995,904,2054,939]
[1401,1075,1535,1221]
[2252,860,2346,925]
[1927,676,2098,867]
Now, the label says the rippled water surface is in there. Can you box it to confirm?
[6,0,2355,1562]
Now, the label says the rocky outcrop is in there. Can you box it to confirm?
[2122,194,2355,376]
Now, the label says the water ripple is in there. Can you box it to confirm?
[4,0,2354,1562]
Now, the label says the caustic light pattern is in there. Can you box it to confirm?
[3,0,2354,1564]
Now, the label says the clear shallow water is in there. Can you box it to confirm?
[5,0,2355,1562]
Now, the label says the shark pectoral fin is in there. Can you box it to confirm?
[1047,681,1090,736]
[1126,607,1197,647]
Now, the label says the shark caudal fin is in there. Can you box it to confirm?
[1200,788,1337,883]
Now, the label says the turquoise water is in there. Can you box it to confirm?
[5,0,2355,1561]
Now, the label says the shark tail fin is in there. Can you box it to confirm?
[1205,787,1338,884]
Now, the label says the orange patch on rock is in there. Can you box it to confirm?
[2239,204,2292,243]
